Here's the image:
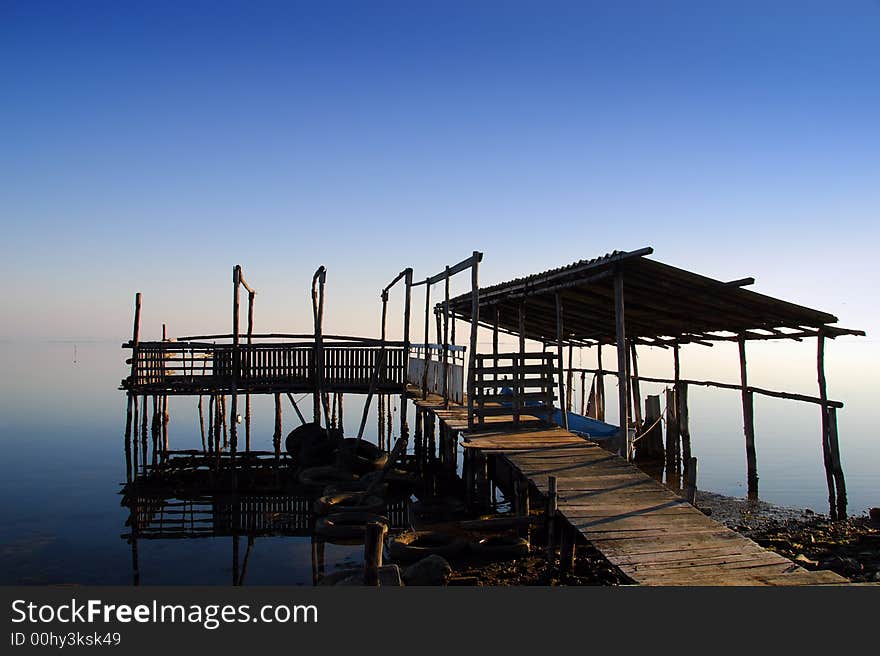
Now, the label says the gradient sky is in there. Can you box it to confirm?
[2,1,878,343]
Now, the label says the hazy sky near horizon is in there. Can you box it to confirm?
[2,1,878,345]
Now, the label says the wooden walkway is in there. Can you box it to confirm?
[408,388,848,586]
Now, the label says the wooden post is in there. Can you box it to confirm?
[613,270,629,459]
[566,343,574,412]
[546,475,558,563]
[672,344,681,468]
[400,268,412,440]
[555,293,568,430]
[273,393,282,462]
[377,393,384,449]
[492,305,499,394]
[738,337,759,500]
[422,279,431,399]
[140,395,148,448]
[363,521,387,586]
[198,396,206,451]
[596,344,605,421]
[827,406,847,519]
[636,394,664,462]
[162,394,169,456]
[220,395,227,449]
[664,387,679,480]
[338,393,345,436]
[630,343,643,428]
[124,393,133,483]
[245,289,255,452]
[679,382,691,467]
[684,457,698,505]
[515,478,530,545]
[442,266,450,407]
[312,267,330,427]
[126,293,141,474]
[467,252,481,431]
[230,265,241,462]
[817,331,845,519]
[129,292,142,387]
[208,394,215,455]
[515,301,525,426]
[518,301,526,354]
[580,371,586,416]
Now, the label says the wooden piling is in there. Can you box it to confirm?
[338,393,344,436]
[129,292,142,390]
[220,395,227,448]
[377,393,385,449]
[738,336,759,500]
[613,271,629,458]
[443,266,451,406]
[555,293,569,430]
[679,382,691,465]
[665,387,679,483]
[422,279,431,400]
[198,395,206,451]
[363,521,387,586]
[467,252,481,431]
[124,394,133,483]
[595,344,605,421]
[274,392,282,462]
[684,457,698,505]
[208,395,215,455]
[636,394,664,461]
[817,331,845,518]
[827,406,847,519]
[566,343,574,412]
[630,342,643,428]
[515,478,530,546]
[312,267,330,427]
[492,306,500,394]
[580,371,586,416]
[546,475,558,563]
[245,288,255,452]
[230,265,241,462]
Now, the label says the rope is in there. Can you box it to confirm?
[631,414,662,444]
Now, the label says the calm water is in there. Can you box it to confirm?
[0,340,876,585]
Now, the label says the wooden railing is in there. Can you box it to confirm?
[124,337,407,394]
[470,351,557,430]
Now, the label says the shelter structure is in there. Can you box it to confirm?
[443,247,863,519]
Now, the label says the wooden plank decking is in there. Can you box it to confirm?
[407,387,848,586]
[506,444,846,585]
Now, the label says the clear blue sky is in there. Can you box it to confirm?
[2,1,878,341]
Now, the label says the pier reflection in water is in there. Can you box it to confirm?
[121,449,421,585]
[119,403,471,586]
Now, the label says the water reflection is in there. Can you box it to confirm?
[120,398,444,586]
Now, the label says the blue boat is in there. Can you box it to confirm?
[498,387,618,442]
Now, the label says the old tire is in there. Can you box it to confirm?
[314,492,385,516]
[298,465,358,489]
[388,531,468,563]
[314,512,389,540]
[336,438,389,473]
[470,535,530,560]
[411,496,465,521]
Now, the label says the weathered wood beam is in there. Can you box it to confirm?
[614,269,629,459]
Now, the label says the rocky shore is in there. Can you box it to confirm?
[450,492,880,586]
[695,492,880,583]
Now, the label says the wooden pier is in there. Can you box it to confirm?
[409,389,848,586]
[121,247,865,586]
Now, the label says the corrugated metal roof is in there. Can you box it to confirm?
[441,248,862,345]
